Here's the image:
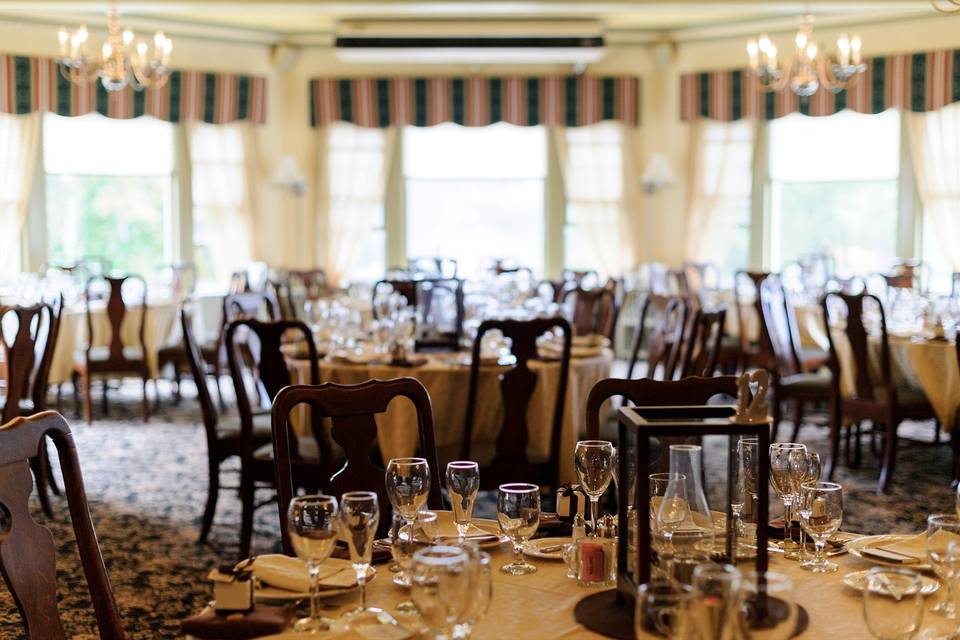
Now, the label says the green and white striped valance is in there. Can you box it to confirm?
[310,76,640,128]
[681,48,960,121]
[0,54,267,124]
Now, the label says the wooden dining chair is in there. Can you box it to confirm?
[373,278,465,351]
[759,278,832,443]
[71,275,151,424]
[642,297,688,381]
[272,378,444,548]
[225,317,323,559]
[734,270,773,372]
[678,307,726,379]
[0,411,124,639]
[154,261,197,299]
[585,376,738,466]
[562,286,621,343]
[625,293,683,380]
[181,304,274,544]
[409,257,458,280]
[821,291,937,493]
[456,317,572,492]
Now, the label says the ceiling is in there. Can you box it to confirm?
[0,1,938,43]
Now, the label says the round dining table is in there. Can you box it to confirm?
[287,350,614,484]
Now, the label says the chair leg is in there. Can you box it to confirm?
[71,371,82,419]
[141,376,150,423]
[770,397,783,443]
[81,371,92,424]
[789,400,804,443]
[101,379,109,415]
[172,362,183,405]
[30,455,54,518]
[952,426,960,489]
[239,467,255,561]
[826,396,842,481]
[55,384,63,411]
[935,420,942,445]
[212,363,227,413]
[198,457,220,544]
[878,415,899,494]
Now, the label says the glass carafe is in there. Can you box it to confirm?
[667,444,714,550]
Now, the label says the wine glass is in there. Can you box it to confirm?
[769,443,806,559]
[790,450,822,560]
[574,440,616,536]
[410,546,472,639]
[863,568,924,639]
[446,461,480,543]
[926,513,960,618]
[736,570,798,640]
[454,548,493,638]
[688,563,741,640]
[391,510,439,616]
[734,437,760,554]
[656,474,689,556]
[635,581,692,639]
[386,457,431,524]
[797,481,842,573]
[497,483,540,575]
[339,491,392,627]
[288,495,339,633]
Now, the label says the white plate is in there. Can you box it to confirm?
[843,570,940,596]
[524,537,571,560]
[430,511,510,549]
[846,535,931,571]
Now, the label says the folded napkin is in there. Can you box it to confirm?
[866,534,928,564]
[238,554,369,594]
[181,605,289,639]
[432,521,501,543]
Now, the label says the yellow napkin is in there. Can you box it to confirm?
[239,554,367,593]
[874,534,928,561]
[432,521,500,543]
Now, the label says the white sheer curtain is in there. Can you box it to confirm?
[316,123,394,286]
[684,119,756,271]
[553,122,638,277]
[907,103,960,271]
[187,121,256,287]
[0,113,40,274]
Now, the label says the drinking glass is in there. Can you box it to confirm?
[288,495,339,633]
[386,457,431,524]
[446,461,480,542]
[790,450,821,560]
[926,513,960,618]
[656,473,689,555]
[735,437,760,554]
[410,546,471,640]
[635,581,692,639]
[797,481,842,573]
[736,570,798,640]
[339,491,391,626]
[769,443,806,560]
[574,440,616,536]
[454,548,493,638]
[863,568,924,639]
[688,563,742,640]
[497,483,540,575]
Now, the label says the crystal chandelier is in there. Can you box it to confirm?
[56,3,172,92]
[746,13,865,97]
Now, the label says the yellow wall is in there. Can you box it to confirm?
[10,11,960,272]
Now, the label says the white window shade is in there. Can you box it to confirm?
[44,113,173,176]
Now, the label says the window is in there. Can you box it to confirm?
[190,122,252,288]
[563,123,624,275]
[769,110,900,276]
[404,123,546,278]
[43,113,174,276]
[327,123,388,285]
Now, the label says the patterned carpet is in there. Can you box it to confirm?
[0,381,955,638]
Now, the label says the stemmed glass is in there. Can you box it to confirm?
[446,461,480,543]
[288,495,339,633]
[797,481,842,573]
[769,443,806,560]
[386,457,431,524]
[863,568,924,639]
[339,491,392,627]
[656,474,689,556]
[455,548,493,638]
[926,513,960,618]
[735,437,760,552]
[497,483,541,575]
[574,440,616,536]
[391,510,438,616]
[409,546,472,640]
[790,450,822,559]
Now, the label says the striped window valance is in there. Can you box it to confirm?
[0,54,267,124]
[681,48,960,121]
[309,76,640,128]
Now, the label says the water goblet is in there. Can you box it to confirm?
[392,510,439,616]
[926,513,960,618]
[497,483,540,575]
[863,568,924,639]
[339,491,394,628]
[288,495,339,633]
[386,457,431,524]
[769,443,806,560]
[688,563,742,640]
[410,546,472,640]
[797,481,842,573]
[790,450,821,560]
[656,473,689,556]
[446,461,480,543]
[574,440,616,536]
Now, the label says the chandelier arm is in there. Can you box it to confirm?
[817,57,848,94]
[931,0,960,13]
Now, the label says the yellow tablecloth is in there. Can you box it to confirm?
[48,300,179,385]
[288,350,613,484]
